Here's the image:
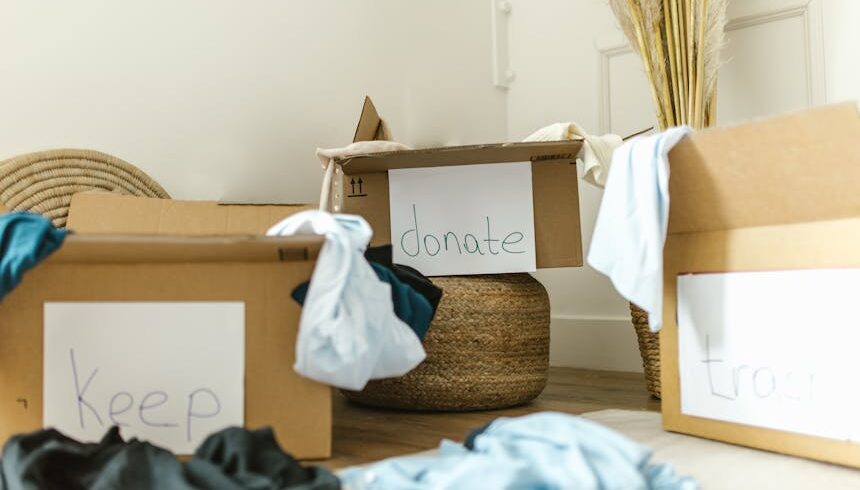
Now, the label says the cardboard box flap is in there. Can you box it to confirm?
[668,102,860,235]
[47,234,323,264]
[353,96,387,143]
[337,140,583,174]
[67,192,313,236]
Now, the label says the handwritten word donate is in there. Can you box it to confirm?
[399,204,525,258]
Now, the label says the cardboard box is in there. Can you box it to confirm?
[66,192,314,235]
[333,97,585,269]
[0,197,331,459]
[661,102,860,466]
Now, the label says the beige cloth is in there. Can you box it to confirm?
[316,141,412,211]
[582,410,860,490]
[523,122,622,188]
[315,141,412,170]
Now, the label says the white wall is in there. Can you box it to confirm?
[822,0,860,104]
[0,0,507,203]
[507,0,645,372]
[2,1,857,373]
[509,0,860,372]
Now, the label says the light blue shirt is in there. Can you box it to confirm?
[340,412,697,490]
[267,210,425,390]
[588,127,692,331]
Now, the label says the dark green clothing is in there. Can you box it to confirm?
[0,426,339,490]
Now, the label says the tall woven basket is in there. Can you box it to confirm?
[631,303,661,398]
[342,273,550,411]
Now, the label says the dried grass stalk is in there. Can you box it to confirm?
[610,0,727,130]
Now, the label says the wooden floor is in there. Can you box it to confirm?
[321,367,660,469]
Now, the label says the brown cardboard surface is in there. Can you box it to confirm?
[0,235,330,459]
[47,234,323,263]
[341,160,582,269]
[668,102,860,235]
[660,103,860,467]
[340,96,584,269]
[353,96,386,143]
[66,192,314,235]
[336,141,583,172]
[662,218,860,468]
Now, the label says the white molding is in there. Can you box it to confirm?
[724,0,826,107]
[597,44,633,134]
[596,0,827,132]
[724,3,810,30]
[550,315,644,373]
[805,0,827,105]
[491,0,513,89]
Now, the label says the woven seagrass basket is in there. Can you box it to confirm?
[630,303,661,398]
[341,273,550,411]
[0,149,170,227]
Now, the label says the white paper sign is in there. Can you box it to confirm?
[677,270,860,442]
[44,302,245,454]
[388,162,536,276]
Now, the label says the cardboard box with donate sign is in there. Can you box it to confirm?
[0,196,330,458]
[331,97,585,273]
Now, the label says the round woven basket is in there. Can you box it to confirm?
[0,149,170,227]
[630,303,661,398]
[341,273,550,411]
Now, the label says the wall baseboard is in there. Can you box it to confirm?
[549,315,644,373]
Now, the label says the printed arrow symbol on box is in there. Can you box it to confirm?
[358,177,363,193]
[350,178,356,194]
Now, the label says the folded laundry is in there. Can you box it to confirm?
[292,260,435,341]
[0,425,339,490]
[340,412,697,490]
[0,211,68,302]
[523,122,622,188]
[267,210,426,391]
[587,127,691,332]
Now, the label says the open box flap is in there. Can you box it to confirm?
[337,141,584,174]
[667,102,860,235]
[47,234,323,264]
[353,96,387,143]
[344,96,583,173]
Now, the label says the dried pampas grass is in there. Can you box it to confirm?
[610,0,727,130]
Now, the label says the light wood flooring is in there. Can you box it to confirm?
[322,367,660,469]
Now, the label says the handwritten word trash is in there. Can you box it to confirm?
[677,269,860,442]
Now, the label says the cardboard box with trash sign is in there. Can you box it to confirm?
[0,197,329,458]
[661,102,860,467]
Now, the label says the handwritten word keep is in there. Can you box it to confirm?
[69,348,222,442]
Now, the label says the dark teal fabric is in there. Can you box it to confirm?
[0,212,67,301]
[369,262,434,340]
[292,262,434,340]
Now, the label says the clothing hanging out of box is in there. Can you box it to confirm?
[267,210,426,391]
